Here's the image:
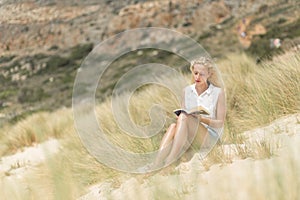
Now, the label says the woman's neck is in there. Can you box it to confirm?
[195,83,208,96]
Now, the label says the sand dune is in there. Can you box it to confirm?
[0,139,61,197]
[0,113,299,199]
[79,113,300,200]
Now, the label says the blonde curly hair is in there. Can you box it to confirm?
[190,57,224,88]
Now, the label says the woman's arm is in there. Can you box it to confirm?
[200,89,226,128]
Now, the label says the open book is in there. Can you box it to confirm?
[173,105,210,116]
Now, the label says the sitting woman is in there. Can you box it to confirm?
[152,56,226,169]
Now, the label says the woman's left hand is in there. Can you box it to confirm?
[191,114,201,120]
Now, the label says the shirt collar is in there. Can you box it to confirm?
[191,83,213,96]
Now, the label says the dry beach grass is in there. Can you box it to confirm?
[0,51,299,199]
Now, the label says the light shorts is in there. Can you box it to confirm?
[207,126,219,139]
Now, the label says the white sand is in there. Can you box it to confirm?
[0,138,60,177]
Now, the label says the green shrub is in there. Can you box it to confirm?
[17,87,47,103]
[46,55,70,69]
[0,55,15,64]
[70,43,93,61]
[0,89,17,100]
[247,19,300,59]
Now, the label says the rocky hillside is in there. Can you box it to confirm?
[0,0,299,124]
[2,0,299,56]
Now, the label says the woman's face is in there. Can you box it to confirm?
[192,64,209,86]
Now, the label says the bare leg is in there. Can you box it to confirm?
[160,123,176,149]
[177,118,210,163]
[164,113,189,165]
[187,118,208,150]
[165,115,209,164]
[152,123,176,167]
[154,115,210,168]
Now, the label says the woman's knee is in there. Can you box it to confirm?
[169,123,176,136]
[177,113,188,122]
[166,123,176,135]
[163,123,176,140]
[169,123,176,129]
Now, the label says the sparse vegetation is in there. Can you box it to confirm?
[0,43,94,122]
[247,18,300,59]
[0,55,15,64]
[70,43,94,61]
[46,55,70,69]
[17,87,48,103]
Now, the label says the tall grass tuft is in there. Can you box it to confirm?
[220,52,300,142]
[0,108,73,156]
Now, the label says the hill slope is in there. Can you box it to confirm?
[0,0,299,124]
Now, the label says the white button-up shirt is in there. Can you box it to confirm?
[184,83,221,120]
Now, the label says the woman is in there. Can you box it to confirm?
[152,57,226,169]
